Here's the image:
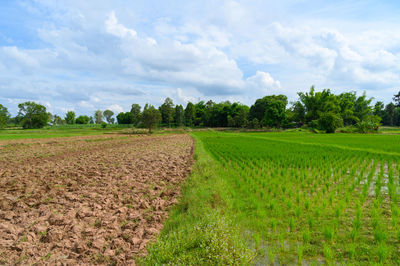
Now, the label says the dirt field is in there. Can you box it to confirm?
[0,134,194,265]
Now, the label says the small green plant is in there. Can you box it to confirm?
[323,244,333,263]
[297,245,303,265]
[377,243,388,262]
[323,226,334,242]
[302,230,311,244]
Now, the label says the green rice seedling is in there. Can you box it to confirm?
[268,248,276,265]
[323,226,334,242]
[304,199,310,210]
[377,243,388,263]
[348,243,356,260]
[349,228,358,242]
[289,217,295,232]
[307,215,314,229]
[323,244,333,263]
[302,230,311,244]
[374,227,387,243]
[295,206,301,218]
[297,245,303,265]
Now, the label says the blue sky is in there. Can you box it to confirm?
[0,0,399,116]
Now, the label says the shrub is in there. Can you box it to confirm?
[355,115,381,133]
[317,112,343,133]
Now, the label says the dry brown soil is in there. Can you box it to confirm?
[0,134,194,265]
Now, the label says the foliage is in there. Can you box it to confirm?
[355,115,381,133]
[17,101,49,129]
[317,112,343,133]
[130,103,142,126]
[65,111,76,124]
[103,109,114,124]
[0,104,10,128]
[184,102,195,127]
[250,95,287,128]
[94,110,104,124]
[116,112,132,124]
[174,104,184,127]
[141,104,161,133]
[159,97,175,127]
[75,115,90,124]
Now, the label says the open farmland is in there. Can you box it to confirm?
[197,131,400,264]
[0,134,194,265]
[145,130,400,265]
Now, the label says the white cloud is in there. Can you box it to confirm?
[107,104,123,114]
[1,0,400,116]
[105,11,137,38]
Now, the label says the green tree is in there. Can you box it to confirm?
[393,91,400,107]
[317,112,343,133]
[53,115,65,125]
[94,110,104,124]
[130,104,141,126]
[382,103,396,126]
[159,97,175,127]
[116,112,133,124]
[184,102,195,127]
[103,109,114,124]
[174,105,184,127]
[65,111,76,124]
[337,92,358,125]
[354,92,373,121]
[17,102,48,129]
[0,104,10,128]
[76,115,90,124]
[142,104,161,133]
[250,95,287,128]
[373,101,385,119]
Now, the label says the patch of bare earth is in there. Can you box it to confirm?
[0,134,194,265]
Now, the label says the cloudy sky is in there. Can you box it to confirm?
[1,0,400,116]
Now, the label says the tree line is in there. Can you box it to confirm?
[0,87,399,133]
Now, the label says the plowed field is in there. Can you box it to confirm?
[0,134,194,265]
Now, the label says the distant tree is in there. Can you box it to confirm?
[382,103,396,126]
[141,104,161,133]
[76,115,90,124]
[116,112,133,124]
[290,101,305,125]
[103,109,114,124]
[250,95,287,128]
[354,92,373,121]
[53,115,65,125]
[317,112,343,133]
[47,113,53,125]
[184,102,195,127]
[174,104,184,127]
[89,116,94,124]
[356,115,381,133]
[373,101,385,119]
[94,110,104,124]
[0,104,10,128]
[393,91,400,107]
[232,104,249,128]
[130,104,141,126]
[17,101,48,129]
[65,111,76,124]
[337,92,358,125]
[159,97,175,127]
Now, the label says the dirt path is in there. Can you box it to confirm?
[0,134,194,265]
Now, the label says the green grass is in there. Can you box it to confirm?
[145,130,400,264]
[0,124,133,140]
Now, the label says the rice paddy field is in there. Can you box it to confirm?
[198,131,400,264]
[146,130,400,265]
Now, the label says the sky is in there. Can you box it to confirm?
[0,0,400,116]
